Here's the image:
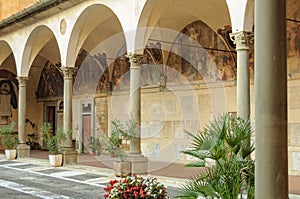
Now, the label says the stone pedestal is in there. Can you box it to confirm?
[62,149,78,165]
[113,161,131,177]
[128,154,148,174]
[17,143,30,158]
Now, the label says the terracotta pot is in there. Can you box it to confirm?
[49,154,63,167]
[5,149,17,160]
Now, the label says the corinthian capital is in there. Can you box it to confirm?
[16,76,29,87]
[61,66,77,80]
[230,31,254,50]
[126,53,144,68]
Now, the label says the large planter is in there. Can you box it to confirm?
[5,149,17,160]
[113,161,131,177]
[49,154,63,167]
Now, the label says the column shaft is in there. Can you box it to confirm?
[16,76,30,157]
[231,32,252,120]
[62,67,75,149]
[128,54,142,154]
[61,66,77,165]
[127,53,148,174]
[255,0,288,198]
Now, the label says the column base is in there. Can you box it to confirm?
[128,154,148,174]
[17,144,30,158]
[62,148,78,165]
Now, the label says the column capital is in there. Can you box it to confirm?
[230,31,254,50]
[126,53,143,68]
[61,66,77,80]
[16,76,29,86]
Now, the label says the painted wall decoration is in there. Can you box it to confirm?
[110,42,166,90]
[0,78,17,125]
[287,0,300,78]
[0,80,17,115]
[37,61,63,99]
[111,55,130,91]
[166,20,237,83]
[74,50,109,94]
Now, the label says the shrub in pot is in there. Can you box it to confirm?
[40,122,66,167]
[0,122,18,160]
[103,119,136,177]
[88,136,102,156]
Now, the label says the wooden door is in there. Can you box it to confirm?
[46,106,56,134]
[82,114,91,153]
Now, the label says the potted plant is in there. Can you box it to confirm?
[87,136,101,156]
[104,174,169,198]
[104,119,135,177]
[40,122,66,167]
[0,122,18,160]
[176,114,255,199]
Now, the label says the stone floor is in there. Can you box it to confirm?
[3,150,300,196]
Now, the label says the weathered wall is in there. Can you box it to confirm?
[0,0,38,20]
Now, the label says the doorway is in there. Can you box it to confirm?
[82,114,91,153]
[46,106,56,135]
[80,101,93,153]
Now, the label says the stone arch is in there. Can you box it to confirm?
[137,0,231,48]
[67,3,126,68]
[21,25,59,77]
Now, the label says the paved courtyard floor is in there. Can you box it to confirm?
[0,150,299,198]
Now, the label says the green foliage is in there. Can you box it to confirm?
[176,114,255,199]
[40,123,67,155]
[104,119,136,161]
[88,136,102,153]
[0,122,18,149]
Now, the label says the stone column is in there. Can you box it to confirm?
[16,76,30,158]
[230,31,252,120]
[127,53,148,174]
[255,0,288,198]
[61,66,78,165]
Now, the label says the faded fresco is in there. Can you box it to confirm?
[0,78,17,125]
[74,50,109,94]
[166,20,237,82]
[287,0,300,78]
[37,61,63,99]
[111,54,130,91]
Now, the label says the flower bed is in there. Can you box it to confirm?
[104,174,168,198]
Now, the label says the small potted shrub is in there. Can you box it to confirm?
[104,119,135,177]
[40,122,66,167]
[104,174,169,198]
[88,136,101,156]
[0,122,18,160]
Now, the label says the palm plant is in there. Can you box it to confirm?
[176,114,255,199]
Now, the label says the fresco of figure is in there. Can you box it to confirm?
[0,80,17,122]
[220,56,235,80]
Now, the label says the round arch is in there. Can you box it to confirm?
[21,25,60,77]
[137,0,231,48]
[66,3,126,68]
[0,41,17,81]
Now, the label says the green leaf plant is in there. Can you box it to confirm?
[176,114,255,199]
[40,122,67,155]
[0,122,18,149]
[103,119,135,161]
